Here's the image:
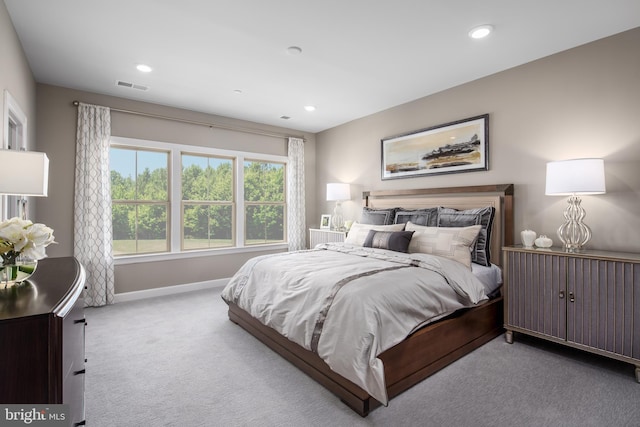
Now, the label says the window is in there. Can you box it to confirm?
[182,154,234,250]
[3,90,26,151]
[110,147,170,255]
[109,137,288,258]
[2,90,28,219]
[7,119,19,150]
[244,160,286,245]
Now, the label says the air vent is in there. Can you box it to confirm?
[116,80,148,91]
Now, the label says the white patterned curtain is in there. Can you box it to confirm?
[74,103,115,306]
[287,137,306,251]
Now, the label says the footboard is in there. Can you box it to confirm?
[227,296,503,416]
[382,296,503,399]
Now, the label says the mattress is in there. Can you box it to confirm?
[471,262,502,295]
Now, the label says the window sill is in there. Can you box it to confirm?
[114,243,288,265]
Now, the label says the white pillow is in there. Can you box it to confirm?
[405,221,482,268]
[345,222,405,246]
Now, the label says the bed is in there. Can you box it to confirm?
[222,184,514,416]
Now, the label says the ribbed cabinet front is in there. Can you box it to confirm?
[503,246,640,383]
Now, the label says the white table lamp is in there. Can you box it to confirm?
[326,183,351,231]
[0,150,50,219]
[545,158,605,252]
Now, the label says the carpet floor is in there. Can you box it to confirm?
[85,288,640,426]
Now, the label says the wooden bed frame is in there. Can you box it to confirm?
[227,184,514,416]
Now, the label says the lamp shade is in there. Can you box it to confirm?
[0,150,49,196]
[545,158,606,196]
[326,183,351,201]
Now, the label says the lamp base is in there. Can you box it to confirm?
[557,195,592,252]
[331,202,344,231]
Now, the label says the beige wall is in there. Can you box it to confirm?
[0,2,36,149]
[35,84,317,293]
[317,27,640,253]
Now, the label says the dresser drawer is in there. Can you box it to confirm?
[62,294,85,425]
[64,364,85,426]
[63,297,85,373]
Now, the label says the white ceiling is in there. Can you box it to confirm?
[5,0,640,133]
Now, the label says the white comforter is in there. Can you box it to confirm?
[221,243,488,405]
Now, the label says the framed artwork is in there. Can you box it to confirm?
[381,114,489,180]
[320,214,331,229]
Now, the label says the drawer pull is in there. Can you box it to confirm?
[74,369,86,375]
[559,290,565,299]
[74,318,86,324]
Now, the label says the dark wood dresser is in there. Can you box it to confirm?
[0,257,87,426]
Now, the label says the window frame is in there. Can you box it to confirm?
[180,152,236,251]
[243,158,287,246]
[110,145,171,256]
[111,136,288,265]
[2,90,28,220]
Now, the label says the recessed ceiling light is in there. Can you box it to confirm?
[304,105,316,112]
[136,64,152,72]
[287,46,302,55]
[468,25,493,39]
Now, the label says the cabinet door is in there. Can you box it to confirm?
[506,251,566,339]
[567,258,640,359]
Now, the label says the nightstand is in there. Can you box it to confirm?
[503,245,640,382]
[309,228,346,248]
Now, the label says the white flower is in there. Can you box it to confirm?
[0,217,30,251]
[0,217,56,263]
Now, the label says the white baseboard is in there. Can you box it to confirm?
[114,278,229,303]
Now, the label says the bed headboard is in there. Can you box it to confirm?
[363,184,514,268]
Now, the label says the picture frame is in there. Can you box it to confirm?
[381,114,489,180]
[320,214,331,229]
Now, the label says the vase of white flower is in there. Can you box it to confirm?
[0,217,55,288]
[0,256,38,286]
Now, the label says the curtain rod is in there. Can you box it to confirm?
[71,100,305,141]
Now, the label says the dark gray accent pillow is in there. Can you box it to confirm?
[437,206,495,266]
[363,230,414,253]
[394,208,438,227]
[360,207,398,225]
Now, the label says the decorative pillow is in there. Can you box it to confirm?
[405,222,482,268]
[363,230,414,253]
[394,208,438,227]
[345,222,406,246]
[360,207,398,225]
[437,206,495,267]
